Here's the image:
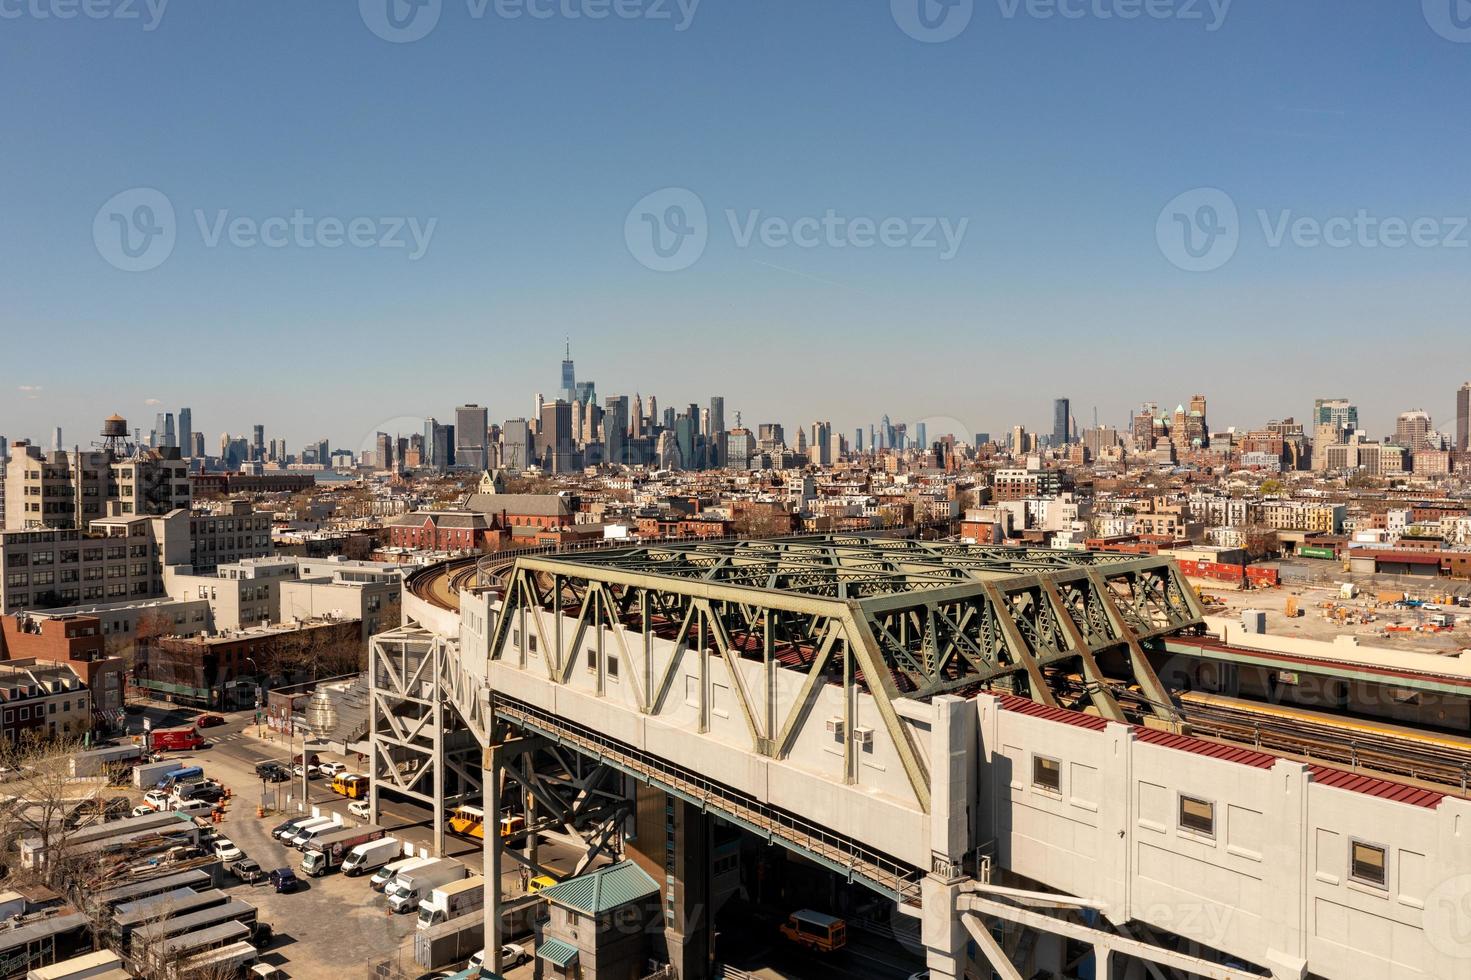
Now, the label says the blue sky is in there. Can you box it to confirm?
[2,0,1470,452]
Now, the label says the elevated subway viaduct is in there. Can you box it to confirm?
[383,537,1471,980]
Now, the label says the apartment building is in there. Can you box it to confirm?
[1260,500,1346,534]
[187,501,272,572]
[0,613,126,730]
[0,659,91,742]
[0,518,161,615]
[2,442,189,530]
[164,555,402,637]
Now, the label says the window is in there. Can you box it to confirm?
[1179,796,1215,837]
[1032,755,1061,793]
[1351,841,1387,888]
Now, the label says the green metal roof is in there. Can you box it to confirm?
[537,860,659,916]
[536,938,581,967]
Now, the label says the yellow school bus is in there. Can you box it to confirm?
[449,804,485,839]
[779,910,847,952]
[331,773,370,799]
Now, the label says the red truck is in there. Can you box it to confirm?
[148,727,206,751]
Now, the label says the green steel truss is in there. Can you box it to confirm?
[486,535,1204,812]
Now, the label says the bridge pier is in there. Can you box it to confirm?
[624,786,711,979]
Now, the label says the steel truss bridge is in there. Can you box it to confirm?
[379,535,1244,979]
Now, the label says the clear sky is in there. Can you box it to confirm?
[2,0,1469,453]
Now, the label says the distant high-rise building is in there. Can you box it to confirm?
[455,404,489,471]
[914,421,927,452]
[631,394,645,438]
[809,421,832,466]
[190,431,205,458]
[1053,398,1070,447]
[374,432,393,471]
[1395,410,1434,452]
[501,419,530,470]
[708,396,725,467]
[178,407,192,457]
[604,396,629,466]
[561,339,576,402]
[1312,398,1359,471]
[540,400,574,473]
[854,428,863,453]
[251,424,265,460]
[1458,382,1470,454]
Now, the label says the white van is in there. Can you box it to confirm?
[285,817,336,848]
[170,798,215,818]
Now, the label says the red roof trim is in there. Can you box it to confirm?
[994,694,1447,808]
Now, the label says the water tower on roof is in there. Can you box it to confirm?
[100,414,128,457]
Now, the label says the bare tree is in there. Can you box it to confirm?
[0,735,93,890]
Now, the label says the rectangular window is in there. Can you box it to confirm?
[1179,795,1215,837]
[1032,755,1061,793]
[1351,841,1387,887]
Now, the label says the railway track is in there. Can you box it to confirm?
[1177,691,1471,792]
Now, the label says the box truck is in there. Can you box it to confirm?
[148,728,205,752]
[386,859,466,914]
[417,875,484,930]
[301,825,386,877]
[342,836,401,877]
[371,856,431,892]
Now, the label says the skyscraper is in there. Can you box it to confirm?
[1394,410,1433,452]
[561,339,576,403]
[915,421,927,452]
[252,424,264,460]
[178,407,192,457]
[455,404,489,471]
[1458,382,1470,454]
[1053,398,1070,447]
[1312,398,1359,471]
[604,396,629,466]
[708,396,725,468]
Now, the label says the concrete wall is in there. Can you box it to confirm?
[978,694,1471,980]
[484,604,932,869]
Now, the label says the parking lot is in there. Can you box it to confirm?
[127,702,549,978]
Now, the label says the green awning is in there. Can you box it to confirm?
[537,938,580,968]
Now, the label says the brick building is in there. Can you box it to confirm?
[0,612,126,731]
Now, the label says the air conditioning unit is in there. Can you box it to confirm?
[824,717,845,738]
[852,726,873,748]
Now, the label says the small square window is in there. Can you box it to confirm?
[1179,796,1215,837]
[1351,841,1386,888]
[1032,755,1061,793]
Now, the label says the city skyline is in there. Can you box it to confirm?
[6,4,1471,451]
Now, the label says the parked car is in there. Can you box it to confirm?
[195,713,227,728]
[143,789,171,811]
[292,762,320,779]
[468,945,527,972]
[255,762,290,783]
[268,867,299,893]
[318,761,347,777]
[348,800,371,820]
[130,805,154,818]
[177,782,225,804]
[231,857,267,883]
[213,837,244,862]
